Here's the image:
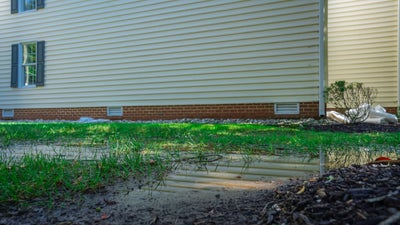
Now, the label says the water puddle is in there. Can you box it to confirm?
[1,144,396,194]
[0,144,109,161]
[152,153,320,193]
[324,146,399,169]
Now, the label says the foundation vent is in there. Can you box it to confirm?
[107,106,123,116]
[2,109,14,118]
[274,103,299,115]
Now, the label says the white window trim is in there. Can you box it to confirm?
[18,0,37,13]
[19,42,37,88]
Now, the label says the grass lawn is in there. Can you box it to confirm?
[1,121,399,204]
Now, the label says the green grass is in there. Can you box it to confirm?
[1,121,400,204]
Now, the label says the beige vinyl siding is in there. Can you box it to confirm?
[328,0,398,107]
[0,0,321,109]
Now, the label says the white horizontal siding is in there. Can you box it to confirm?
[0,0,321,109]
[328,0,398,107]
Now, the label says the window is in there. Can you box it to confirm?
[22,0,36,11]
[22,43,37,86]
[11,0,45,14]
[11,41,45,88]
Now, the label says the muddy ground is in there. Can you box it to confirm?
[1,123,400,225]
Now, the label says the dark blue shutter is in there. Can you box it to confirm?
[37,0,45,9]
[11,0,18,14]
[11,44,19,88]
[36,41,45,87]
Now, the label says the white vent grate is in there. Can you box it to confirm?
[2,109,14,118]
[107,106,123,116]
[274,103,299,115]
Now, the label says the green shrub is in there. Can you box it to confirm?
[325,81,377,123]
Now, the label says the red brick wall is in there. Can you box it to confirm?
[1,102,320,120]
[326,107,398,115]
[384,107,398,115]
[2,107,107,120]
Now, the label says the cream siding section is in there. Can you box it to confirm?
[0,0,321,109]
[328,0,398,107]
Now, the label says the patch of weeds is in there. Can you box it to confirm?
[0,148,166,206]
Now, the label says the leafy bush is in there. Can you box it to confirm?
[325,81,377,123]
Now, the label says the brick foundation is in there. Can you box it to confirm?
[1,102,320,121]
[326,107,398,115]
[383,107,398,115]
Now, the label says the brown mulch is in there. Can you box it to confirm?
[188,164,400,225]
[265,164,400,225]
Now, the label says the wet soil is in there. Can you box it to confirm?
[1,123,400,225]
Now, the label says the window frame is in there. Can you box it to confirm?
[19,0,37,12]
[11,41,45,88]
[11,0,45,14]
[20,42,37,88]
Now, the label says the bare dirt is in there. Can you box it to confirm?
[1,123,400,225]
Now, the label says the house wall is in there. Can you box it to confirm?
[3,102,320,121]
[0,0,322,120]
[328,0,399,109]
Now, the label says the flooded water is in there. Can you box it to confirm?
[1,144,397,194]
[324,146,399,169]
[0,144,109,161]
[149,153,320,193]
[0,144,321,193]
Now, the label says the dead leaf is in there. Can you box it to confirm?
[309,177,318,182]
[316,188,327,198]
[296,186,306,194]
[73,176,82,185]
[101,214,109,220]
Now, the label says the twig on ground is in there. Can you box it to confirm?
[293,213,313,225]
[378,211,400,225]
[365,190,399,203]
